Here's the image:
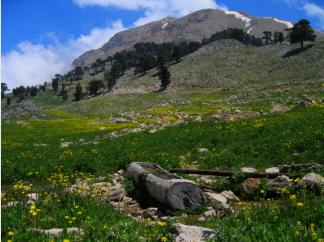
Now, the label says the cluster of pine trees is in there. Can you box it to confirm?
[4,19,316,105]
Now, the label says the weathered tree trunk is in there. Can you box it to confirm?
[127,162,203,211]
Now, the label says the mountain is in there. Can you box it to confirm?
[72,8,324,67]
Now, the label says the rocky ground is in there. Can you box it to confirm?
[4,163,322,241]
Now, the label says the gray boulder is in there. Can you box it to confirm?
[279,163,322,173]
[220,190,240,201]
[267,175,292,194]
[203,192,227,209]
[172,223,218,242]
[296,173,324,193]
[296,100,307,108]
[266,167,279,173]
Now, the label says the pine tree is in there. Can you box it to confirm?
[289,19,316,49]
[263,31,272,45]
[73,82,83,101]
[7,96,11,106]
[87,79,105,96]
[278,32,285,44]
[172,45,183,63]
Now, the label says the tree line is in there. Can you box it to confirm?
[3,19,316,105]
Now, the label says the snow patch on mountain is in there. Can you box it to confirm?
[247,27,253,34]
[162,22,168,29]
[273,18,293,28]
[225,11,252,28]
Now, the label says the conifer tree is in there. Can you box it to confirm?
[73,82,83,101]
[288,19,316,49]
[263,31,272,45]
[172,45,183,63]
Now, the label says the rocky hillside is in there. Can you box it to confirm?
[72,8,324,67]
[113,37,324,91]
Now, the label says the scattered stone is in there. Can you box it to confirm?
[198,148,208,153]
[301,94,316,103]
[195,116,202,122]
[296,173,324,193]
[198,217,206,222]
[279,163,323,173]
[27,228,84,238]
[192,161,199,165]
[108,117,132,123]
[91,182,112,189]
[269,105,290,114]
[142,207,158,218]
[93,142,99,145]
[201,178,214,186]
[242,178,261,193]
[266,167,280,173]
[202,209,216,218]
[79,139,84,143]
[203,192,227,209]
[220,191,240,201]
[100,127,107,130]
[235,110,241,113]
[60,142,73,148]
[241,167,256,173]
[172,223,218,242]
[117,170,124,175]
[296,100,307,108]
[148,129,157,134]
[267,175,292,195]
[172,120,188,126]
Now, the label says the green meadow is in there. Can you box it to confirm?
[2,39,324,241]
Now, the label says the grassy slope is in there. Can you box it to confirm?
[1,38,324,242]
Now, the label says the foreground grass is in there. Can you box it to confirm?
[2,105,324,185]
[2,104,324,241]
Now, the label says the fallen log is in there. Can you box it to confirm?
[127,162,203,211]
[168,168,307,179]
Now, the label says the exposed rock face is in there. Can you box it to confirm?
[72,9,324,67]
[172,223,218,242]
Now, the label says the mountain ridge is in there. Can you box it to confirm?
[72,8,324,67]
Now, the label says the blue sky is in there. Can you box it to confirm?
[2,0,324,90]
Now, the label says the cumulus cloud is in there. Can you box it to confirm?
[1,20,125,90]
[302,2,324,29]
[73,0,228,27]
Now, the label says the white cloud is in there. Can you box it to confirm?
[1,20,125,91]
[73,0,228,27]
[302,2,324,29]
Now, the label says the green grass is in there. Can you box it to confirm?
[2,105,323,185]
[2,38,324,241]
